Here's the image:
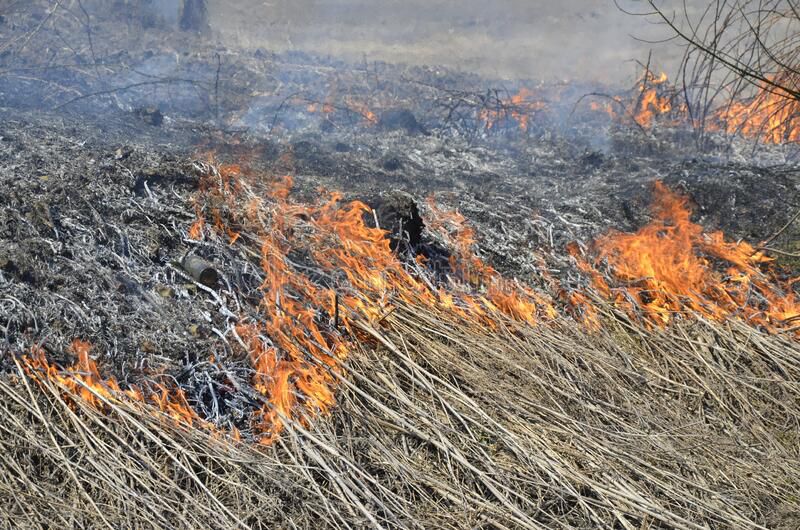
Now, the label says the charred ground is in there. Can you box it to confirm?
[2,94,798,397]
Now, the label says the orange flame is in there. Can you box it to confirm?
[711,81,800,144]
[188,163,561,442]
[193,169,347,443]
[28,164,800,447]
[480,88,546,132]
[589,71,677,128]
[589,70,800,144]
[590,100,618,121]
[188,217,205,240]
[305,95,378,126]
[307,102,335,116]
[577,182,800,330]
[20,340,215,432]
[425,198,557,324]
[633,71,672,128]
[343,97,378,125]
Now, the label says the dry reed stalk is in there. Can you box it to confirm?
[2,296,799,529]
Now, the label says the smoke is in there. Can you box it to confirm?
[209,0,708,85]
[151,0,181,24]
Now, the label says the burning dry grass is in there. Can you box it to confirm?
[711,77,800,144]
[2,162,800,528]
[587,68,800,145]
[2,300,799,528]
[572,181,800,331]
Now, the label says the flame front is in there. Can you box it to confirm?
[21,166,800,446]
[588,69,800,144]
[711,79,800,144]
[575,181,800,330]
[188,163,559,442]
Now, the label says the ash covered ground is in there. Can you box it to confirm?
[2,88,798,384]
[2,0,800,371]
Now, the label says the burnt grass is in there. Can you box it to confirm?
[1,100,798,380]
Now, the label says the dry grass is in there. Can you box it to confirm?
[2,298,799,529]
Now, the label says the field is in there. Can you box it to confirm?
[211,0,706,83]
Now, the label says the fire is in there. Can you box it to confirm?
[576,181,800,331]
[634,72,672,128]
[589,70,677,128]
[21,340,214,431]
[310,195,438,320]
[425,198,557,324]
[309,192,556,328]
[24,161,800,446]
[243,212,342,441]
[343,97,378,125]
[188,217,205,240]
[192,169,346,443]
[480,88,547,132]
[590,100,618,120]
[306,102,335,116]
[186,163,560,442]
[304,94,378,126]
[587,69,800,144]
[711,81,800,144]
[21,340,121,409]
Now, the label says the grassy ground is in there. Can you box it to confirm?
[3,157,799,529]
[210,0,706,83]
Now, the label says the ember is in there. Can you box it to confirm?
[479,88,547,131]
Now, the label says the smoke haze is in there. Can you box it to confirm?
[210,0,707,84]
